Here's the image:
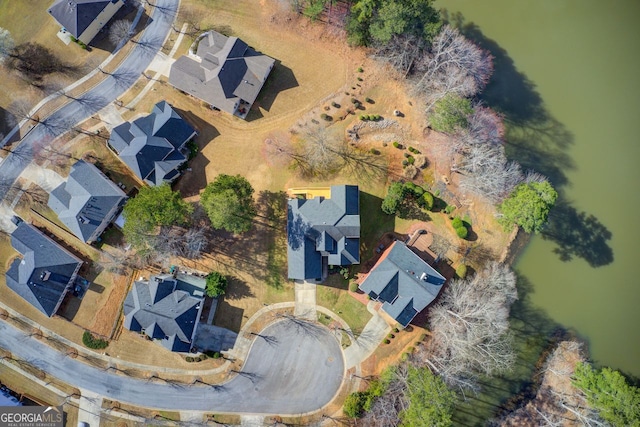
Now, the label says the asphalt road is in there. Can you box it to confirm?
[0,318,345,413]
[0,0,179,202]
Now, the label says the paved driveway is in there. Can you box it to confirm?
[0,318,344,414]
[0,0,179,202]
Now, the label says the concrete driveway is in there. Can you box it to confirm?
[194,324,237,353]
[0,318,344,414]
[0,0,179,203]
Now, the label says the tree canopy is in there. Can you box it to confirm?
[400,366,455,427]
[200,174,256,234]
[499,180,558,233]
[347,0,441,46]
[122,184,193,252]
[205,271,228,298]
[573,362,640,426]
[429,94,473,133]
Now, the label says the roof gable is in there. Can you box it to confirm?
[287,185,360,281]
[108,102,194,186]
[5,222,82,316]
[48,0,111,38]
[359,241,445,326]
[48,160,126,242]
[123,275,203,352]
[168,31,275,115]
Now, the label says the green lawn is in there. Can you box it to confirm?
[317,276,372,335]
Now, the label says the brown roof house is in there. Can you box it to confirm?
[169,30,275,119]
[48,0,125,45]
[359,241,445,328]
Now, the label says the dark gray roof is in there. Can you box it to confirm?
[48,0,111,38]
[123,274,203,352]
[5,222,82,317]
[169,31,275,115]
[108,101,196,186]
[359,241,445,327]
[48,160,127,243]
[287,185,360,281]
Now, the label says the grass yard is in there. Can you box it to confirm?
[317,275,372,335]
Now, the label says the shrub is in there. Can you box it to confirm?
[392,141,400,148]
[324,105,330,111]
[370,148,380,155]
[205,272,228,298]
[345,91,350,95]
[402,159,409,166]
[382,142,388,147]
[320,113,332,121]
[404,152,410,158]
[357,67,364,72]
[331,101,340,108]
[444,205,456,215]
[82,331,109,349]
[401,353,409,361]
[359,115,366,121]
[344,392,368,418]
[394,327,400,333]
[407,156,415,164]
[456,264,468,279]
[365,97,373,103]
[213,352,221,359]
[452,217,463,229]
[357,77,363,81]
[455,226,468,239]
[403,165,418,179]
[403,182,416,193]
[419,191,434,210]
[384,339,391,344]
[185,356,194,362]
[388,333,395,339]
[351,98,358,104]
[412,186,425,196]
[199,354,207,361]
[349,282,359,292]
[414,154,427,168]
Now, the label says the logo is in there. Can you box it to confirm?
[0,406,63,427]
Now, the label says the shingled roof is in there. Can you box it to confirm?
[169,31,275,117]
[287,185,360,282]
[108,101,197,186]
[48,0,123,43]
[48,160,127,243]
[5,222,83,317]
[123,274,204,352]
[359,241,445,327]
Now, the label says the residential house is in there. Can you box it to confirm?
[123,273,205,352]
[358,241,445,327]
[108,101,198,186]
[48,160,127,243]
[5,221,83,317]
[48,0,125,45]
[169,30,275,119]
[287,185,360,282]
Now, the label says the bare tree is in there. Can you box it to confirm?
[109,19,133,46]
[414,25,493,112]
[301,125,343,177]
[421,262,518,391]
[263,132,308,169]
[457,146,523,203]
[360,366,409,427]
[373,33,427,76]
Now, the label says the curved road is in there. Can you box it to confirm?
[0,0,178,201]
[0,318,345,413]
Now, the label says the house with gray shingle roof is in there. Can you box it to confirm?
[5,221,83,317]
[358,241,445,327]
[48,0,125,45]
[123,274,205,353]
[48,160,127,243]
[108,101,198,186]
[287,185,360,282]
[169,30,275,119]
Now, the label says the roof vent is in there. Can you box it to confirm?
[420,272,428,281]
[78,215,90,224]
[40,270,51,281]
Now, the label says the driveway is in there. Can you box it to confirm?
[0,318,344,414]
[0,0,179,203]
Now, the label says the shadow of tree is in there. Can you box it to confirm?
[224,275,255,300]
[443,11,613,268]
[542,201,613,267]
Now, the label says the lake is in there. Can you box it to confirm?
[436,0,640,377]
